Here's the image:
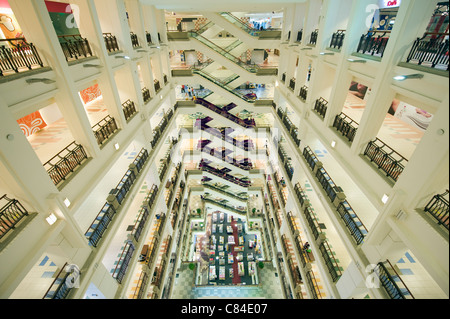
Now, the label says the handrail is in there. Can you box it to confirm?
[363,137,407,182]
[424,190,449,229]
[58,34,93,61]
[92,115,118,146]
[0,195,29,240]
[332,112,359,142]
[318,240,342,282]
[374,260,414,299]
[314,97,328,119]
[43,141,88,185]
[299,85,308,101]
[336,200,368,245]
[0,38,44,76]
[111,242,135,283]
[219,12,262,37]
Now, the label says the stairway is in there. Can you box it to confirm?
[199,160,251,188]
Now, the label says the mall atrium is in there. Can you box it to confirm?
[0,0,448,300]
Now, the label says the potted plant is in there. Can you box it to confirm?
[189,262,196,271]
[258,261,264,269]
[197,208,201,215]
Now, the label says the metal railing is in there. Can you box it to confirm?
[424,190,449,230]
[336,200,368,245]
[356,30,390,58]
[145,32,153,45]
[299,85,308,101]
[305,270,322,299]
[0,38,44,76]
[154,79,161,92]
[318,240,342,282]
[85,202,117,247]
[363,138,407,182]
[281,72,286,83]
[58,34,93,61]
[92,115,118,146]
[43,263,80,299]
[142,87,151,103]
[303,146,319,171]
[315,167,341,202]
[313,97,328,119]
[132,271,149,299]
[406,32,449,71]
[112,242,135,283]
[289,77,296,90]
[329,30,345,50]
[310,29,319,46]
[103,33,119,52]
[373,260,414,299]
[0,195,29,240]
[296,29,303,43]
[122,99,137,122]
[130,32,140,48]
[332,112,358,142]
[43,141,88,186]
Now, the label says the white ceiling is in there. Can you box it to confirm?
[140,0,306,12]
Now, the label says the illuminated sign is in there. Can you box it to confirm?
[379,0,401,8]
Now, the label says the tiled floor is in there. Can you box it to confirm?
[394,250,447,299]
[171,261,284,299]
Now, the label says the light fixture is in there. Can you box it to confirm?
[331,140,336,148]
[137,49,148,53]
[6,134,14,141]
[301,47,313,50]
[437,129,445,135]
[63,198,71,207]
[160,95,163,100]
[25,78,56,84]
[114,143,120,150]
[46,213,57,225]
[392,74,424,81]
[381,194,389,204]
[115,55,131,60]
[347,58,366,63]
[83,63,103,68]
[320,52,334,55]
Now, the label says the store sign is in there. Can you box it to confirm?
[379,0,401,8]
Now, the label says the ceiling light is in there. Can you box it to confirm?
[25,78,56,84]
[331,140,336,148]
[381,194,389,204]
[46,213,57,225]
[83,63,103,68]
[114,143,120,150]
[347,58,366,63]
[115,55,131,60]
[393,74,424,81]
[320,52,334,55]
[137,49,148,53]
[301,47,312,50]
[63,198,71,207]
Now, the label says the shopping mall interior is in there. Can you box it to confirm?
[0,0,448,301]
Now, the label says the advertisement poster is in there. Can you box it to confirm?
[388,99,433,131]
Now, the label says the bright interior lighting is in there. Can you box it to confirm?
[393,75,407,81]
[46,213,57,225]
[381,194,389,204]
[114,143,120,150]
[63,198,71,207]
[331,140,336,148]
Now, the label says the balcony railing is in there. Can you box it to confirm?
[43,141,88,186]
[296,29,303,43]
[85,202,116,247]
[315,167,341,203]
[43,263,80,299]
[329,30,345,50]
[299,85,308,102]
[0,195,29,240]
[289,77,296,90]
[424,190,449,230]
[58,34,93,61]
[332,112,358,142]
[305,270,322,299]
[92,115,118,146]
[142,87,151,103]
[0,38,44,76]
[363,138,407,182]
[309,29,319,46]
[112,242,135,283]
[318,240,342,282]
[163,74,168,85]
[130,32,140,48]
[303,146,319,171]
[373,260,414,299]
[103,33,119,52]
[336,200,368,245]
[313,97,328,119]
[154,79,161,93]
[145,32,153,45]
[132,271,149,299]
[356,30,390,58]
[122,99,137,122]
[406,32,449,71]
[281,72,286,83]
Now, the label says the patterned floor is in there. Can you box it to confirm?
[171,262,284,299]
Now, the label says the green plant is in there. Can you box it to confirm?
[197,208,201,215]
[258,261,264,269]
[252,207,256,213]
[189,262,196,270]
